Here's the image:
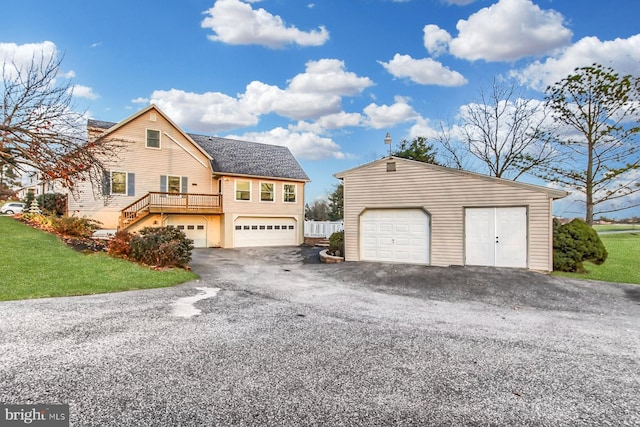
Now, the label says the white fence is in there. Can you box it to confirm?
[304,220,344,238]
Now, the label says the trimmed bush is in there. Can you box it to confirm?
[328,230,344,257]
[108,230,132,259]
[553,218,608,272]
[129,226,194,268]
[51,215,102,238]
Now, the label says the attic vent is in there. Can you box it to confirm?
[386,162,396,172]
[149,112,157,122]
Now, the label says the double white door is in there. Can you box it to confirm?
[465,207,527,268]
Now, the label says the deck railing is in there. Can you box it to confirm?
[120,192,222,228]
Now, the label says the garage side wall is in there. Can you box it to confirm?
[341,160,555,271]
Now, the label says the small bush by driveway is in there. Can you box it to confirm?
[1,246,638,426]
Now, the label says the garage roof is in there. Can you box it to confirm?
[335,156,568,199]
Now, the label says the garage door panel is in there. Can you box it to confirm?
[167,217,207,248]
[360,209,429,265]
[234,217,297,247]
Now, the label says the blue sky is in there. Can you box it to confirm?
[2,0,639,218]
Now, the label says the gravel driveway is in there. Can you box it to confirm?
[1,246,638,426]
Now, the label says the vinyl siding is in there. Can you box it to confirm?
[339,158,560,271]
[219,177,305,247]
[68,110,214,228]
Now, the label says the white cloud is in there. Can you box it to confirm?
[138,59,372,135]
[291,112,364,133]
[364,96,420,129]
[445,0,572,61]
[201,0,329,48]
[512,34,640,90]
[69,85,99,100]
[241,59,373,120]
[226,127,345,160]
[241,80,341,120]
[0,41,58,78]
[379,54,467,86]
[423,24,452,57]
[149,88,259,133]
[288,59,373,96]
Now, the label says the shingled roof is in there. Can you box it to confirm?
[86,119,310,181]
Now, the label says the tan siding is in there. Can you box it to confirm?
[341,159,557,271]
[219,177,306,247]
[69,111,213,228]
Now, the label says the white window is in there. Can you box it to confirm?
[146,129,160,149]
[260,182,275,202]
[111,171,127,195]
[235,180,251,201]
[283,184,296,203]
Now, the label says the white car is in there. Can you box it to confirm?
[0,202,26,214]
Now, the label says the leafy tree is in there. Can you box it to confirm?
[1,52,122,195]
[542,64,640,225]
[392,136,439,164]
[453,79,554,180]
[328,182,343,221]
[305,200,329,221]
[0,163,20,190]
[37,192,67,216]
[22,189,35,206]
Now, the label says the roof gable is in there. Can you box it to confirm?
[87,106,309,182]
[335,156,567,199]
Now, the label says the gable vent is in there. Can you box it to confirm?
[150,112,157,122]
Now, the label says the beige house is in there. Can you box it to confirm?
[335,157,567,272]
[68,105,309,248]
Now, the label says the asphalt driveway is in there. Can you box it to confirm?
[1,246,638,426]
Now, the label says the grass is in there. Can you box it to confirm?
[554,232,640,285]
[593,223,640,232]
[0,216,198,301]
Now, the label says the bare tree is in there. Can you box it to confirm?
[541,64,640,225]
[454,79,554,180]
[0,53,122,197]
[432,119,469,170]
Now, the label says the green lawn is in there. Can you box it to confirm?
[0,216,198,301]
[554,232,640,284]
[593,223,640,232]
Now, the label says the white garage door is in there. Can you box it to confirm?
[234,217,297,247]
[360,209,430,264]
[465,207,527,268]
[167,218,207,248]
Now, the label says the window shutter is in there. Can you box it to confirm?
[160,175,167,192]
[127,173,135,196]
[102,171,110,196]
[181,177,188,194]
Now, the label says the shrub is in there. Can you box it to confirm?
[328,230,344,257]
[553,218,608,272]
[129,226,194,268]
[22,213,55,231]
[51,215,102,238]
[108,230,132,259]
[36,193,67,216]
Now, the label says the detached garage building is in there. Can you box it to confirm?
[335,157,567,272]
